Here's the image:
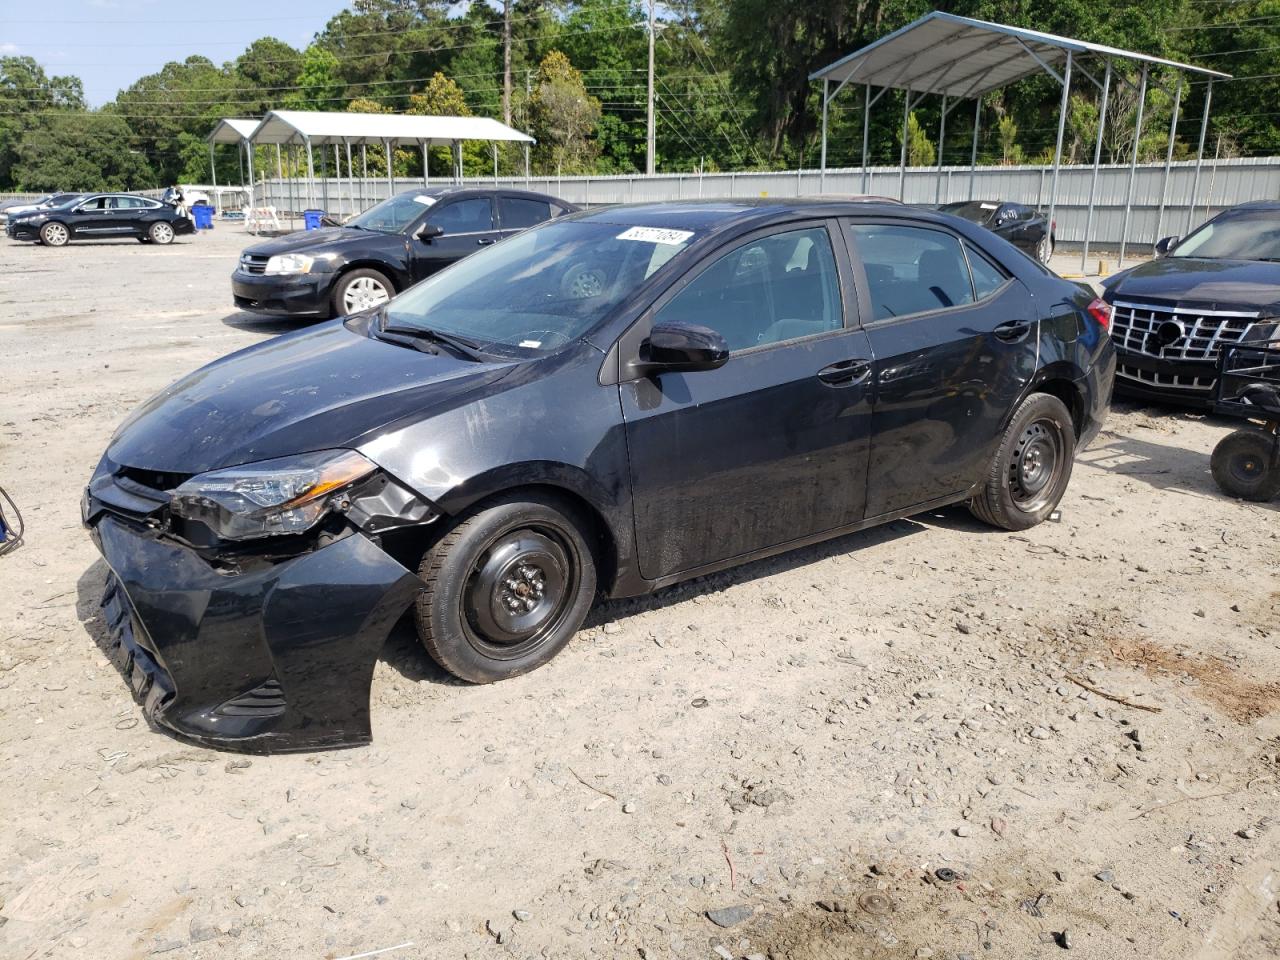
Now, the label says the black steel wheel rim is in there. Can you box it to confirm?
[462,526,577,660]
[1008,418,1065,512]
[1228,451,1264,484]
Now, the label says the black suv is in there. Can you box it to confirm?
[232,187,576,318]
[1102,201,1280,405]
[88,198,1114,752]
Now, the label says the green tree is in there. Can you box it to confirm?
[234,37,304,115]
[0,56,86,189]
[528,50,602,173]
[15,112,154,191]
[996,115,1025,166]
[283,47,344,110]
[904,111,935,167]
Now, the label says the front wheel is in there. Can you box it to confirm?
[1036,234,1054,264]
[415,493,597,683]
[148,221,175,245]
[969,393,1076,530]
[40,222,70,247]
[1211,429,1280,502]
[332,268,393,316]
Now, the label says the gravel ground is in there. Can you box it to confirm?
[0,228,1277,960]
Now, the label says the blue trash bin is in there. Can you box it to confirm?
[303,209,325,230]
[191,204,214,230]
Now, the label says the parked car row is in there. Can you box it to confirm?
[4,192,194,245]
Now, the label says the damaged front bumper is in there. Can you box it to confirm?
[83,469,426,754]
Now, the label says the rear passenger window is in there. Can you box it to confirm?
[849,224,974,321]
[499,197,552,230]
[966,244,1008,300]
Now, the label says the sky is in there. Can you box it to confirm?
[0,0,351,107]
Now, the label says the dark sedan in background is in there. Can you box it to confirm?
[232,187,576,318]
[87,197,1113,752]
[940,200,1055,264]
[1102,200,1280,406]
[0,192,82,228]
[6,193,193,246]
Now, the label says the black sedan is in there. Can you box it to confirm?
[1102,201,1280,406]
[6,193,194,246]
[939,200,1055,264]
[84,198,1114,752]
[232,187,576,318]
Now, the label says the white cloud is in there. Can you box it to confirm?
[0,43,20,55]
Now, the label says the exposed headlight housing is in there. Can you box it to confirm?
[264,253,315,275]
[170,449,376,541]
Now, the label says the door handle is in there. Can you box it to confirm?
[817,359,872,386]
[477,238,495,245]
[994,320,1032,342]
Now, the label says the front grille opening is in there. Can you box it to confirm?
[215,678,286,718]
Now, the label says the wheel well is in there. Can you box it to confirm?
[377,483,619,590]
[1034,379,1083,436]
[334,261,401,294]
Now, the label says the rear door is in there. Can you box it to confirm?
[845,219,1039,517]
[70,196,115,237]
[620,221,874,580]
[113,196,151,236]
[409,196,500,281]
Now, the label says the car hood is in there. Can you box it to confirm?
[106,320,517,475]
[1103,257,1280,312]
[243,227,394,256]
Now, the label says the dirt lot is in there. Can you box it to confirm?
[1,228,1277,960]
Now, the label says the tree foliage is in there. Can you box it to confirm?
[528,50,603,173]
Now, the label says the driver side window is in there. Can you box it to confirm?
[427,198,494,234]
[651,226,843,353]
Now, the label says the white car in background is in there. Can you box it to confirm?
[0,192,83,227]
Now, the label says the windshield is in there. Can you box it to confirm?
[347,192,439,234]
[1172,212,1280,261]
[382,219,693,355]
[940,201,999,223]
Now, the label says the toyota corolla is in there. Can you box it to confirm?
[83,199,1114,752]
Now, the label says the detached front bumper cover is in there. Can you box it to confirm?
[84,460,429,753]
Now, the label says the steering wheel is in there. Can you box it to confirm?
[561,262,608,300]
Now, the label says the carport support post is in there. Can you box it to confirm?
[384,139,394,199]
[346,141,355,213]
[287,144,297,229]
[1154,76,1182,248]
[209,144,217,192]
[1118,64,1148,269]
[935,94,948,204]
[819,77,829,192]
[968,98,980,200]
[524,143,530,186]
[421,140,429,186]
[899,91,911,201]
[493,143,499,182]
[1046,51,1073,259]
[1186,80,1214,235]
[274,144,283,213]
[304,138,315,212]
[861,84,871,193]
[1081,59,1113,272]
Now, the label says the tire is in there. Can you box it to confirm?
[1211,429,1280,502]
[148,221,175,245]
[331,267,394,316]
[40,221,69,247]
[969,393,1076,530]
[138,237,152,244]
[415,493,598,683]
[1037,233,1054,264]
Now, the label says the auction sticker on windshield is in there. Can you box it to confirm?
[616,226,694,245]
[412,195,437,206]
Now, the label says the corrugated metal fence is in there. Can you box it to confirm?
[250,156,1280,249]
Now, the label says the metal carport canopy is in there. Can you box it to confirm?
[810,12,1232,270]
[206,118,259,145]
[247,110,535,147]
[808,12,1228,97]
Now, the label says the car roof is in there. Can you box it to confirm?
[393,186,574,205]
[572,197,935,234]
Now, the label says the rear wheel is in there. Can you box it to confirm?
[332,268,393,317]
[970,393,1075,530]
[1211,429,1280,502]
[1036,233,1053,264]
[40,222,69,247]
[415,493,597,683]
[148,221,175,245]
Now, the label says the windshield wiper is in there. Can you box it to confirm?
[380,321,487,361]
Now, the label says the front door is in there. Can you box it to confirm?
[620,222,874,581]
[845,220,1039,517]
[71,197,120,237]
[410,196,500,281]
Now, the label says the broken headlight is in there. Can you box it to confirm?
[170,449,375,541]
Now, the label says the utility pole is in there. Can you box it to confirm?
[646,0,655,175]
[502,0,513,127]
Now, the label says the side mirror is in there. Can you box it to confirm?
[417,223,444,241]
[1154,235,1179,258]
[635,322,729,375]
